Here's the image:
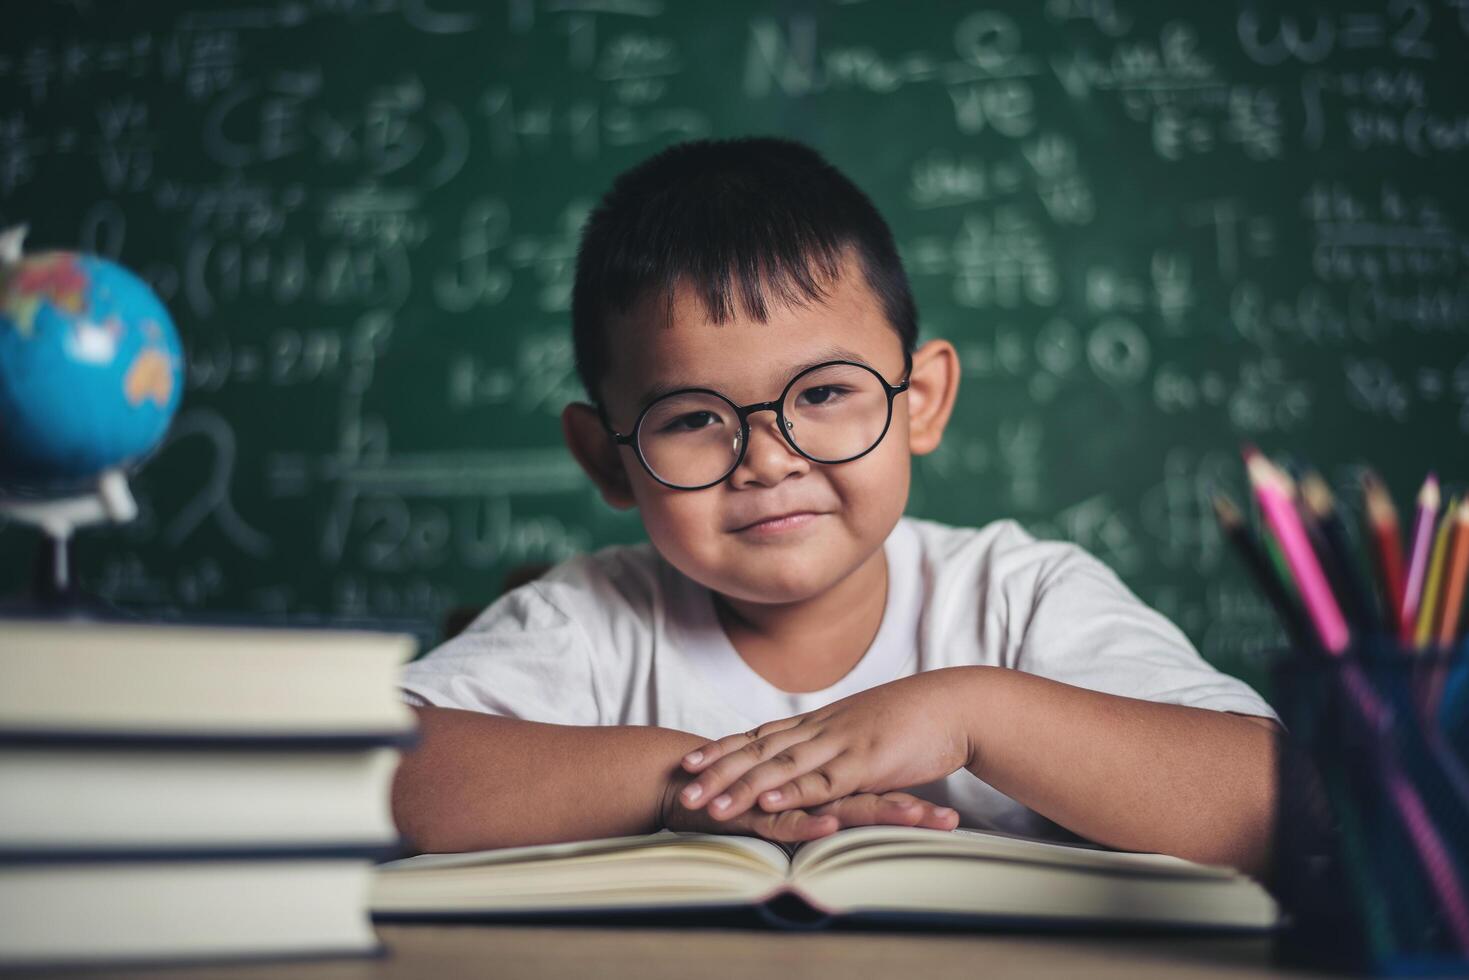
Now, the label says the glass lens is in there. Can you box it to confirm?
[637,391,742,487]
[782,363,890,462]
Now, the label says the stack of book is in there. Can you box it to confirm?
[0,618,417,969]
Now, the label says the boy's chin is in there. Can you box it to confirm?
[706,564,850,607]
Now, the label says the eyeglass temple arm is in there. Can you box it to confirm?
[594,402,634,443]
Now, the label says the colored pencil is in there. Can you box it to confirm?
[1385,761,1469,954]
[1301,471,1381,636]
[1363,469,1407,637]
[1339,661,1469,955]
[1416,495,1459,651]
[1244,448,1351,655]
[1437,497,1469,650]
[1401,474,1442,648]
[1212,492,1316,654]
[1320,762,1398,959]
[1298,474,1348,600]
[1264,532,1296,600]
[1245,488,1297,600]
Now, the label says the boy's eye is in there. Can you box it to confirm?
[660,410,720,433]
[796,385,849,407]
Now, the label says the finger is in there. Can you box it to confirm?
[753,755,857,812]
[874,792,960,829]
[815,794,958,830]
[681,717,802,773]
[810,794,920,827]
[679,726,811,812]
[711,738,844,820]
[755,808,839,844]
[922,806,961,830]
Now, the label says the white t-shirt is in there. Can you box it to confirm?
[399,515,1278,840]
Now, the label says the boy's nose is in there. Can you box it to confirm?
[728,411,809,488]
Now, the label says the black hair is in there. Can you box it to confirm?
[570,136,918,403]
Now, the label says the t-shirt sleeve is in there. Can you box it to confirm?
[1014,545,1280,723]
[397,581,602,726]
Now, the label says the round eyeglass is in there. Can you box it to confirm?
[597,353,912,491]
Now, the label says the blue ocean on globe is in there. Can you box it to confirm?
[0,251,184,493]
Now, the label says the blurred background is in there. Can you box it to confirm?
[2,1,1467,694]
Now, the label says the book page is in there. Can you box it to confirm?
[789,825,1240,881]
[794,852,1278,929]
[371,830,792,914]
[782,826,1276,930]
[379,828,790,876]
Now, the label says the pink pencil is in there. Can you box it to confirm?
[1400,473,1441,648]
[1244,448,1351,654]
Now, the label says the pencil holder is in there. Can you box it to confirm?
[1269,637,1469,975]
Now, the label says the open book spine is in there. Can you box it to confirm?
[754,886,838,930]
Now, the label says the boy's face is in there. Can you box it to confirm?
[564,252,957,607]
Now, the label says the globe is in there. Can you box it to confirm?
[0,247,184,493]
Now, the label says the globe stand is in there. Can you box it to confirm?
[0,469,137,618]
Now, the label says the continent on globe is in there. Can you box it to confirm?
[3,252,88,337]
[125,346,177,408]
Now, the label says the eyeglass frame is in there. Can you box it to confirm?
[596,352,913,491]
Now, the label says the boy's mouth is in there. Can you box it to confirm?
[731,511,823,533]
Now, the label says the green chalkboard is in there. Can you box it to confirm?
[3,1,1467,693]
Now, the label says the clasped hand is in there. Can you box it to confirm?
[672,669,975,833]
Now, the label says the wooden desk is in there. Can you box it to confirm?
[62,923,1334,979]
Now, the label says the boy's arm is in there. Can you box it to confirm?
[957,667,1281,878]
[671,666,1279,878]
[390,704,705,853]
[390,705,960,853]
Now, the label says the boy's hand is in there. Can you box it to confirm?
[659,769,958,842]
[675,668,975,823]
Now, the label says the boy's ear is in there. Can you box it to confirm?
[562,401,637,510]
[906,339,960,456]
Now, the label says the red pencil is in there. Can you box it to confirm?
[1362,470,1406,638]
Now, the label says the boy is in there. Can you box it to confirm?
[392,137,1282,877]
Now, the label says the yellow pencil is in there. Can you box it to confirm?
[1415,494,1459,650]
[1437,498,1469,649]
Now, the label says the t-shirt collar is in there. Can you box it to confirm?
[665,517,921,721]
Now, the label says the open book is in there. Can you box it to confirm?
[370,824,1279,932]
